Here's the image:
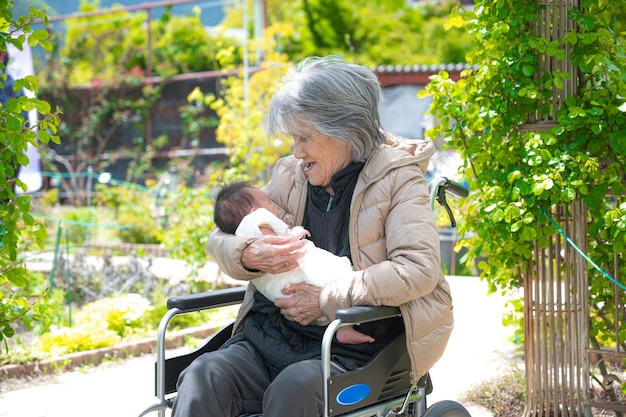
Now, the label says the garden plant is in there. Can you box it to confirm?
[424,0,626,402]
[0,1,61,349]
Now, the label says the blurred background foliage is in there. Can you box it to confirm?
[30,0,472,278]
[3,5,625,409]
[3,0,474,356]
[35,0,471,86]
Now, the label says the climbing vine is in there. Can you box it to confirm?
[424,0,626,365]
[0,2,61,346]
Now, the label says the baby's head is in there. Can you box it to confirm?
[214,181,278,234]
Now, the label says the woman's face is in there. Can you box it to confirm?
[292,128,353,193]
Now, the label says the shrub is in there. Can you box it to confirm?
[97,184,163,244]
[117,210,162,244]
[38,323,121,355]
[0,338,46,366]
[62,207,93,244]
[38,188,59,207]
[0,270,65,350]
[38,293,152,355]
[461,367,526,417]
[0,1,61,349]
[78,293,152,338]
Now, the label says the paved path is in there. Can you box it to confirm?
[0,275,518,417]
[427,276,519,415]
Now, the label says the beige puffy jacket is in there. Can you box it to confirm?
[206,139,454,382]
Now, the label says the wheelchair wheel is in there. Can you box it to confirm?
[423,400,472,417]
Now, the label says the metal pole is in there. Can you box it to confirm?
[145,7,154,147]
[65,228,72,327]
[86,165,93,243]
[86,165,93,208]
[242,0,250,131]
[49,221,62,288]
[146,8,153,78]
[253,0,264,64]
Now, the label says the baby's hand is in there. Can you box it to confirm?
[288,226,310,241]
[336,327,375,344]
[266,227,310,244]
[264,234,296,245]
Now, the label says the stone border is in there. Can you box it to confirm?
[0,323,226,380]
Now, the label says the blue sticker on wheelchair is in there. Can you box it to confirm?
[336,384,371,405]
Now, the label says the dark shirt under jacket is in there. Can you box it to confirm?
[303,161,404,359]
[302,161,364,262]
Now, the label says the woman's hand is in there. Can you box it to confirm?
[275,282,323,325]
[241,235,307,274]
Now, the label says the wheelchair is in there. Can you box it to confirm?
[137,177,472,417]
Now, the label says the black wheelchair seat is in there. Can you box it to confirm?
[138,286,471,417]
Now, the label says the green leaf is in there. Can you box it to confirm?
[522,212,535,224]
[507,170,522,183]
[485,203,498,213]
[32,98,51,114]
[7,271,29,288]
[31,29,50,42]
[5,113,22,130]
[560,187,576,202]
[521,226,536,241]
[38,130,50,144]
[491,208,504,222]
[554,77,563,89]
[2,325,15,339]
[504,205,521,223]
[522,65,535,76]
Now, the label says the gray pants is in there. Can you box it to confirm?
[171,341,328,417]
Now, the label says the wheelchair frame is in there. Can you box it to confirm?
[138,177,472,417]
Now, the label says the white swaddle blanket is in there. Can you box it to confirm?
[235,208,354,325]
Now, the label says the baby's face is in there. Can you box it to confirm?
[248,188,279,217]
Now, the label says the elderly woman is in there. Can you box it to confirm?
[172,56,453,417]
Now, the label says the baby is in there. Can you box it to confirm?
[214,181,375,345]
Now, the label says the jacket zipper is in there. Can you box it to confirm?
[325,195,334,213]
[319,195,333,244]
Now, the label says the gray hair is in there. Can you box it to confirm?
[264,56,385,162]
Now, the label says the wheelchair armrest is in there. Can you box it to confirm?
[166,286,246,312]
[335,306,401,325]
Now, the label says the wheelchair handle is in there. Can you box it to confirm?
[429,176,469,228]
[443,177,469,199]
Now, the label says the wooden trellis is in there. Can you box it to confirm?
[527,0,580,126]
[523,201,591,417]
[522,1,625,416]
[522,1,589,416]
